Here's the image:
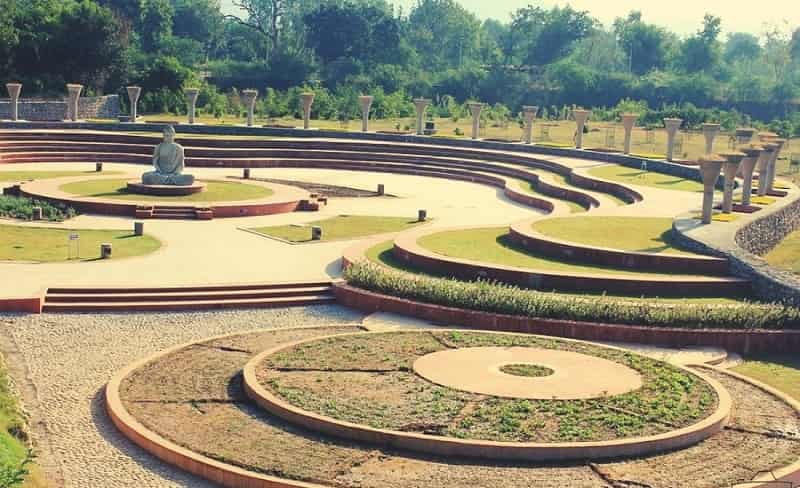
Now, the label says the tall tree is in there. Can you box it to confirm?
[678,14,722,73]
[408,0,481,70]
[613,11,670,75]
[138,0,174,53]
[724,32,762,63]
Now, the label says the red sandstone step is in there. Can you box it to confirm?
[41,293,336,313]
[44,286,332,303]
[47,281,332,294]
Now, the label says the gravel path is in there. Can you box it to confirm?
[0,306,365,488]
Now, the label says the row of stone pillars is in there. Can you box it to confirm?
[4,82,84,122]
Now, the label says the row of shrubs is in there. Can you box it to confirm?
[343,262,800,330]
[0,196,77,221]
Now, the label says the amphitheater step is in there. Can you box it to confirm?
[42,282,335,312]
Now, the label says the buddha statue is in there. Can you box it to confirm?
[142,125,195,186]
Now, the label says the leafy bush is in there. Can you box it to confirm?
[343,262,800,330]
[0,196,76,221]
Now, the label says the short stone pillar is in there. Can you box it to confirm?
[100,243,113,259]
[134,222,144,236]
[738,145,762,207]
[756,143,778,196]
[418,209,427,222]
[468,102,484,140]
[377,184,385,196]
[311,226,322,241]
[358,95,374,132]
[243,168,250,179]
[735,128,756,145]
[573,109,591,149]
[184,88,200,124]
[241,89,258,127]
[702,123,721,154]
[664,118,683,162]
[126,86,141,122]
[766,138,786,193]
[522,106,538,144]
[66,84,83,122]
[31,206,42,221]
[621,113,638,154]
[6,83,22,121]
[95,162,103,172]
[413,98,431,136]
[719,151,745,213]
[300,92,315,130]
[699,155,724,224]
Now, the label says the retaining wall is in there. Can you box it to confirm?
[0,96,120,121]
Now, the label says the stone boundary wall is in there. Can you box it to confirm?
[0,96,120,121]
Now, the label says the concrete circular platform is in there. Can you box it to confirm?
[126,180,206,196]
[412,346,643,400]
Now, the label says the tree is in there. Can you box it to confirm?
[790,28,800,63]
[138,0,174,53]
[227,0,290,61]
[724,32,762,63]
[613,11,670,75]
[677,14,722,73]
[0,0,19,73]
[172,0,224,60]
[509,5,595,67]
[408,0,481,70]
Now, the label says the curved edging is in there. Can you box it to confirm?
[392,226,748,297]
[332,281,800,354]
[242,330,731,462]
[508,218,730,275]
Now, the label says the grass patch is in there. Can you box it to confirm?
[766,229,800,274]
[531,217,694,255]
[0,170,121,182]
[513,179,586,213]
[0,196,76,221]
[418,227,704,277]
[0,356,42,488]
[500,364,554,377]
[344,261,799,330]
[251,215,426,243]
[59,178,273,203]
[733,355,800,401]
[589,164,705,193]
[0,224,161,262]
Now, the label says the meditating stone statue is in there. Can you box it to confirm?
[142,125,195,186]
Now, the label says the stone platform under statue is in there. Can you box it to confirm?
[130,124,199,195]
[126,180,206,196]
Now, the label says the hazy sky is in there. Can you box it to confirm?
[221,0,799,37]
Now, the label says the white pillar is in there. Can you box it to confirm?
[621,113,638,155]
[756,144,777,197]
[413,98,431,135]
[720,151,745,214]
[241,89,258,127]
[699,155,724,224]
[468,102,484,140]
[300,92,315,130]
[126,86,141,122]
[185,88,200,124]
[573,109,590,149]
[66,84,83,122]
[6,83,21,121]
[738,145,762,207]
[664,118,683,162]
[359,95,374,132]
[522,106,538,144]
[702,123,721,154]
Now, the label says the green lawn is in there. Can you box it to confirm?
[0,224,161,262]
[0,357,45,487]
[765,230,800,274]
[513,179,586,213]
[417,227,707,277]
[252,215,426,243]
[589,164,705,193]
[531,217,695,255]
[733,356,800,401]
[0,170,121,182]
[364,239,745,305]
[59,178,273,203]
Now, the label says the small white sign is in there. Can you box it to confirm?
[69,233,79,241]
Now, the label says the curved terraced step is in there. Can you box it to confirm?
[42,281,335,313]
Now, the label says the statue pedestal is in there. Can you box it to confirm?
[127,181,206,196]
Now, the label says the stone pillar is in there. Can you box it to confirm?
[300,92,315,130]
[766,138,786,193]
[468,102,484,140]
[522,106,538,144]
[241,89,258,127]
[359,95,374,132]
[573,109,591,149]
[702,123,721,154]
[699,155,724,224]
[66,84,83,122]
[413,98,431,135]
[735,128,756,145]
[738,145,763,207]
[125,86,141,122]
[756,143,777,196]
[664,118,683,162]
[5,83,21,121]
[621,113,638,155]
[719,151,745,213]
[185,88,200,124]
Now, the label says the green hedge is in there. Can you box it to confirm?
[343,262,800,330]
[0,196,77,221]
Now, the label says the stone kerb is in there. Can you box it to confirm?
[699,155,725,224]
[719,151,745,214]
[66,84,83,122]
[126,86,141,122]
[358,95,374,132]
[621,113,638,155]
[300,92,315,130]
[413,98,431,135]
[701,123,721,154]
[522,106,538,144]
[5,83,22,121]
[184,88,200,124]
[573,109,591,149]
[241,89,259,127]
[468,102,484,140]
[664,118,683,162]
